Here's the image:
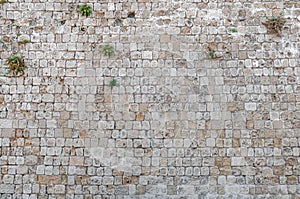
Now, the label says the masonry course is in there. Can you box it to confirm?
[0,0,300,198]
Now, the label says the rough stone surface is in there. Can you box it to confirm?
[0,0,300,198]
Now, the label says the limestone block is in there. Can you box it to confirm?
[0,185,15,193]
[0,120,13,128]
[231,157,245,166]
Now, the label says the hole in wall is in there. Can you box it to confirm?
[128,11,135,18]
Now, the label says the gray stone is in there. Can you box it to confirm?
[0,185,15,194]
[0,120,13,128]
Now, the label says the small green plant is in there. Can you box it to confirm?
[0,0,8,3]
[231,28,237,33]
[101,45,114,57]
[262,14,285,35]
[18,39,31,44]
[6,55,26,76]
[0,39,7,49]
[109,79,119,88]
[208,51,214,59]
[78,5,92,17]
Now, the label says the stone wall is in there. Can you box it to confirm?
[0,0,300,198]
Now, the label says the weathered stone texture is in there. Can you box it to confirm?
[0,0,300,198]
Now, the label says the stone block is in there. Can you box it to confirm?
[0,120,13,128]
[245,103,257,111]
[0,184,14,193]
[70,157,84,166]
[231,157,245,166]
